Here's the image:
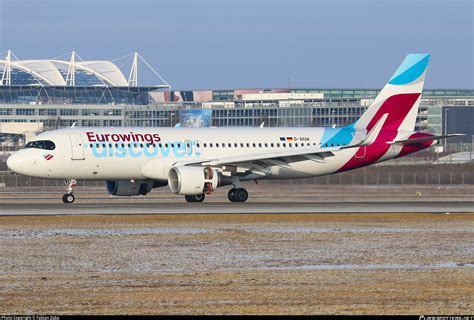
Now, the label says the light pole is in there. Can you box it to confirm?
[443,108,449,152]
[471,135,473,161]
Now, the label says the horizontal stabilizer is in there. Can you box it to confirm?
[388,134,465,145]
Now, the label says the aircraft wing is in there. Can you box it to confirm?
[182,146,339,168]
[174,147,338,178]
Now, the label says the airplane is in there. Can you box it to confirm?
[6,54,462,204]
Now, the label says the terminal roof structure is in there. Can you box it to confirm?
[0,50,169,88]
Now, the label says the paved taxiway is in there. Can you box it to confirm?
[0,200,472,215]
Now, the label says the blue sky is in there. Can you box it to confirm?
[0,0,472,89]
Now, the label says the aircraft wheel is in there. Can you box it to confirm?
[185,194,205,203]
[62,193,75,204]
[234,188,248,202]
[228,188,236,202]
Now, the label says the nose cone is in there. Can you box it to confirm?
[7,151,28,175]
[7,152,19,172]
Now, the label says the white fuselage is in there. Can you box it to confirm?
[6,126,407,182]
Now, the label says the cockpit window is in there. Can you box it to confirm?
[24,140,56,150]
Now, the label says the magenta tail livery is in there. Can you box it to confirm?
[6,54,462,203]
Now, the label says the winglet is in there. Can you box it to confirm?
[360,113,388,146]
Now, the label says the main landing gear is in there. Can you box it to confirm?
[62,179,77,204]
[185,194,205,203]
[228,187,248,202]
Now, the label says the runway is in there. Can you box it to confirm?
[0,200,472,215]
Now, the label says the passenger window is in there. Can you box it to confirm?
[283,143,286,147]
[204,143,207,148]
[277,143,280,147]
[228,143,232,148]
[295,143,298,147]
[252,143,256,148]
[265,143,268,147]
[258,143,262,147]
[210,143,213,148]
[234,143,237,147]
[271,143,274,147]
[216,143,220,147]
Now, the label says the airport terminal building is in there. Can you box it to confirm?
[1,51,473,146]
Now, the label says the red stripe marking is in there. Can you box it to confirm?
[366,93,420,131]
[45,155,53,160]
[338,93,421,173]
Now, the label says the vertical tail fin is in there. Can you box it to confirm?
[355,54,430,132]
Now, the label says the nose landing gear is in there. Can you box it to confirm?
[62,179,77,204]
[62,193,75,204]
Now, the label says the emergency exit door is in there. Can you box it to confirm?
[69,133,85,160]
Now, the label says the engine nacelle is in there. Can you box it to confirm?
[106,180,161,196]
[168,166,231,195]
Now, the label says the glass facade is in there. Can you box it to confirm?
[0,86,161,105]
[211,88,473,101]
[0,68,45,86]
[56,68,104,86]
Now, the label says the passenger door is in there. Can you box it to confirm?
[355,146,366,159]
[352,131,366,159]
[69,133,85,160]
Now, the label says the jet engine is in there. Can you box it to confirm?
[106,180,166,196]
[168,166,232,195]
